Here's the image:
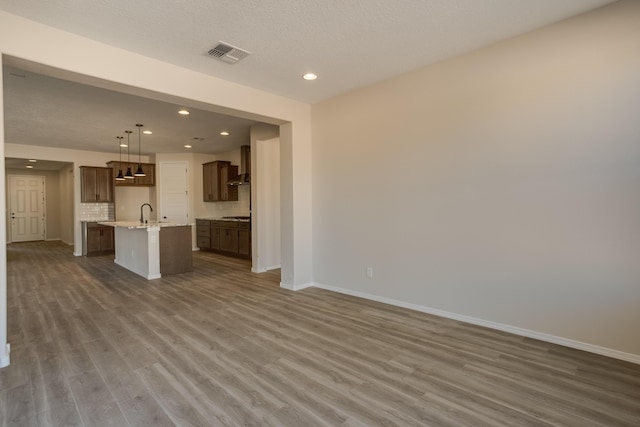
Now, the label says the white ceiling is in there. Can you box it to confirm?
[0,0,615,103]
[3,64,258,156]
[0,0,616,161]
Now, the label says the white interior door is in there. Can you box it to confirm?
[9,175,46,242]
[159,161,189,223]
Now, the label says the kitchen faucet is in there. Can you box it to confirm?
[140,203,153,223]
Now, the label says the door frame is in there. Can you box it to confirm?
[7,174,47,243]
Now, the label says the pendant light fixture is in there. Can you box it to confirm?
[115,136,125,181]
[134,123,146,177]
[124,130,134,179]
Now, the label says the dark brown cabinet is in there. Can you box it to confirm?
[219,221,239,253]
[159,226,193,275]
[106,161,156,186]
[202,161,238,202]
[211,223,220,250]
[196,219,249,259]
[85,223,114,256]
[80,167,114,202]
[196,219,211,249]
[238,222,251,257]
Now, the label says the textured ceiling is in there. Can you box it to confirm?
[3,65,258,156]
[0,0,615,103]
[0,0,617,160]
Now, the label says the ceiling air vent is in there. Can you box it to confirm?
[207,42,251,64]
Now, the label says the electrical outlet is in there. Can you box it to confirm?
[366,267,373,279]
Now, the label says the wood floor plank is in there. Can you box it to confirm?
[67,370,129,427]
[36,401,84,427]
[1,241,639,426]
[0,383,37,426]
[0,345,29,392]
[136,362,231,427]
[82,339,148,403]
[29,372,76,416]
[117,390,176,427]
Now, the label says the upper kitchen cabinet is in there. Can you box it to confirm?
[80,166,114,203]
[203,161,238,202]
[106,161,156,186]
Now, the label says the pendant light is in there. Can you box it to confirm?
[115,136,125,181]
[124,130,134,179]
[134,123,146,177]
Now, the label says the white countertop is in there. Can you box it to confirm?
[98,221,192,229]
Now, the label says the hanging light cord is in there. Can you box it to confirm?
[134,124,146,176]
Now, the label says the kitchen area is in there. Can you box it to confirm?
[3,60,282,280]
[77,144,258,279]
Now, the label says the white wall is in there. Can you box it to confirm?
[254,137,281,272]
[311,0,640,361]
[0,55,7,367]
[115,186,154,221]
[59,165,74,244]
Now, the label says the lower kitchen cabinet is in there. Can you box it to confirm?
[85,223,114,256]
[196,220,211,249]
[238,222,251,256]
[196,219,249,259]
[219,221,239,253]
[211,223,220,250]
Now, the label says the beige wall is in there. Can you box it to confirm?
[58,165,74,244]
[311,0,640,360]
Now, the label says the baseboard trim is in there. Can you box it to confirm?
[312,282,640,365]
[253,265,281,273]
[0,343,10,368]
[280,281,314,291]
[45,238,61,242]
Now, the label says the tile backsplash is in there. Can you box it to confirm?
[79,203,115,221]
[204,185,251,218]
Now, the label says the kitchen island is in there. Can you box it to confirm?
[99,221,192,279]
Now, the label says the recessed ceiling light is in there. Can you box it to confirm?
[178,109,190,115]
[26,165,34,169]
[184,144,192,148]
[28,159,37,162]
[220,131,229,136]
[143,130,152,135]
[303,73,318,81]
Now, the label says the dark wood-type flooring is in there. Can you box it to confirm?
[1,241,639,426]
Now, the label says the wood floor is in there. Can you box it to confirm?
[1,241,639,426]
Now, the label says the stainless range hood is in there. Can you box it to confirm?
[228,145,250,186]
